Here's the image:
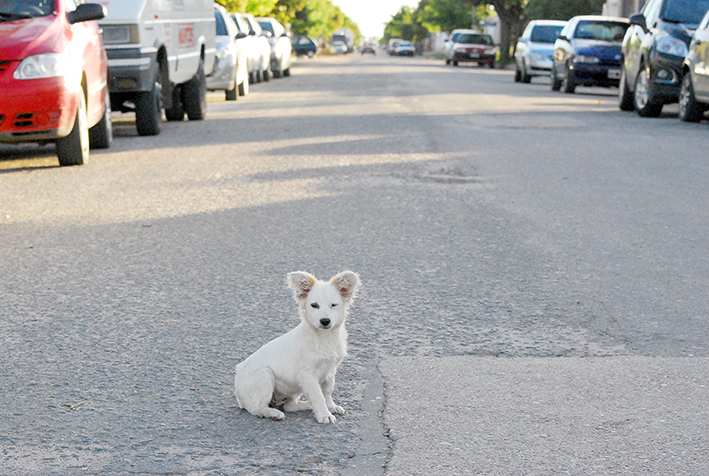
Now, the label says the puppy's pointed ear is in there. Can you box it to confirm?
[287,271,318,301]
[330,271,360,301]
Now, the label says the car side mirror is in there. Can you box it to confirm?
[236,32,247,39]
[67,3,106,24]
[281,32,290,38]
[629,13,648,32]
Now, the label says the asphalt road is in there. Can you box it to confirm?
[1,53,708,475]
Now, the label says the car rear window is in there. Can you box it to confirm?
[662,0,709,24]
[459,34,493,45]
[258,21,274,35]
[530,25,564,43]
[574,21,628,42]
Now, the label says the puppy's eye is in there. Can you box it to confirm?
[330,303,338,308]
[310,303,320,309]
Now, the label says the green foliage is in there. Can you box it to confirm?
[524,0,604,20]
[420,0,473,33]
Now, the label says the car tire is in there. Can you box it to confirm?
[563,64,576,93]
[452,60,458,67]
[225,65,238,101]
[445,58,451,65]
[56,90,89,166]
[262,68,270,82]
[514,62,521,82]
[634,64,662,118]
[183,58,207,121]
[238,75,249,96]
[521,63,531,83]
[307,51,314,58]
[679,72,704,122]
[89,89,112,149]
[165,86,185,122]
[550,65,562,91]
[618,63,635,111]
[283,67,291,77]
[136,75,164,134]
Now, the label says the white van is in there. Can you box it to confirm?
[99,0,216,136]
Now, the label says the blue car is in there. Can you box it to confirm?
[551,15,629,93]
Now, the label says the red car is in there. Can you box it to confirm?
[0,0,110,166]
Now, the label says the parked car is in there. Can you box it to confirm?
[618,0,709,117]
[550,16,629,93]
[208,5,249,101]
[515,20,567,83]
[99,0,216,135]
[0,0,111,166]
[232,13,271,84]
[292,36,319,58]
[393,41,416,56]
[679,8,709,121]
[331,41,348,54]
[388,38,403,55]
[256,17,292,78]
[445,30,497,68]
[361,42,377,55]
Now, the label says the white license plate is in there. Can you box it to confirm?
[608,68,621,79]
[469,53,480,58]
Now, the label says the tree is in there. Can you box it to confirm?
[420,0,473,33]
[525,0,604,21]
[487,0,525,62]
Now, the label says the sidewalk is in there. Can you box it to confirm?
[379,356,709,475]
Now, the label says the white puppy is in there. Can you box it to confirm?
[235,270,360,424]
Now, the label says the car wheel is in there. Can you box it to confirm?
[307,51,314,58]
[89,89,112,149]
[521,63,531,83]
[283,67,291,77]
[445,58,451,65]
[56,90,89,166]
[514,62,521,82]
[225,65,238,101]
[238,75,249,96]
[563,64,576,93]
[183,58,207,121]
[263,68,270,82]
[165,86,185,122]
[678,72,704,122]
[488,61,495,70]
[550,64,562,91]
[452,60,458,66]
[634,64,662,117]
[136,74,164,134]
[618,63,635,111]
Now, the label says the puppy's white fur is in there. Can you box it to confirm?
[235,271,360,424]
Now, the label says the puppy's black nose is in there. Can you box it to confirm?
[320,318,331,327]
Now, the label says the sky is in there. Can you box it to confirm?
[334,0,420,38]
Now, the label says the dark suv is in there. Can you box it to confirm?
[618,0,709,117]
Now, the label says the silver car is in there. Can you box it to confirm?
[514,20,567,83]
[207,5,249,100]
[679,8,709,122]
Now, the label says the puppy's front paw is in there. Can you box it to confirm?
[330,405,345,415]
[316,412,337,424]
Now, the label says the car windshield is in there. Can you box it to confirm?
[530,25,564,43]
[662,0,709,24]
[0,0,53,20]
[459,34,493,45]
[258,21,274,35]
[574,21,628,42]
[215,12,228,36]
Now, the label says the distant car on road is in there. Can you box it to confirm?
[331,41,348,54]
[361,42,377,55]
[292,36,319,58]
[256,17,292,78]
[208,5,249,101]
[550,16,629,94]
[445,30,497,68]
[515,20,567,83]
[393,41,416,56]
[618,0,709,117]
[679,8,709,121]
[0,0,111,166]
